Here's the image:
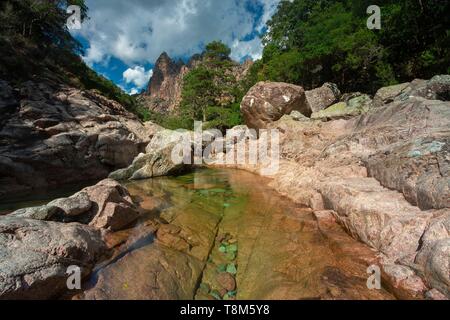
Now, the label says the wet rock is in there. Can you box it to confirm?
[217,272,236,291]
[0,216,106,300]
[241,81,309,130]
[210,289,222,300]
[156,224,190,252]
[226,263,237,275]
[80,243,203,300]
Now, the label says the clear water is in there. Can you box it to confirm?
[74,168,394,300]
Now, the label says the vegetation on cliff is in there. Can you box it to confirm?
[147,41,245,131]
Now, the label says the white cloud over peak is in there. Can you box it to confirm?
[73,0,281,66]
[123,66,153,88]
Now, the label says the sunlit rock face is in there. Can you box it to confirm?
[140,52,253,114]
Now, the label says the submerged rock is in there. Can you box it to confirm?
[217,272,236,291]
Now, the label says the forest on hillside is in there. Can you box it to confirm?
[151,0,450,129]
[249,0,450,93]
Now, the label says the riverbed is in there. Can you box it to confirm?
[70,168,394,300]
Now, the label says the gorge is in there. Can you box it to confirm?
[0,74,449,300]
[0,0,449,302]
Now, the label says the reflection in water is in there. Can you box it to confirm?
[77,168,394,300]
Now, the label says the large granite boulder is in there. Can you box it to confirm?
[0,216,106,299]
[0,80,157,200]
[110,129,192,180]
[240,82,309,129]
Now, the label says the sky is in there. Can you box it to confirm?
[71,0,281,95]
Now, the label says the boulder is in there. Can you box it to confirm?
[406,75,450,101]
[110,130,192,180]
[11,179,140,232]
[305,82,341,113]
[47,192,92,217]
[289,110,310,121]
[373,83,410,107]
[83,179,140,231]
[311,95,372,121]
[0,216,106,299]
[89,202,139,232]
[240,82,309,129]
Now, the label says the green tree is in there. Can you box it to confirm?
[177,41,244,130]
[181,66,216,123]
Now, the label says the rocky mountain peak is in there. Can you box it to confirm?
[141,51,253,114]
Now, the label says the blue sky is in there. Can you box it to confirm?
[71,0,280,95]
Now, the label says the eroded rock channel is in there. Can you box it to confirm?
[72,169,394,300]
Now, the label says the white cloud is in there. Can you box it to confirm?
[129,88,140,95]
[231,38,264,61]
[73,0,281,65]
[123,66,153,88]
